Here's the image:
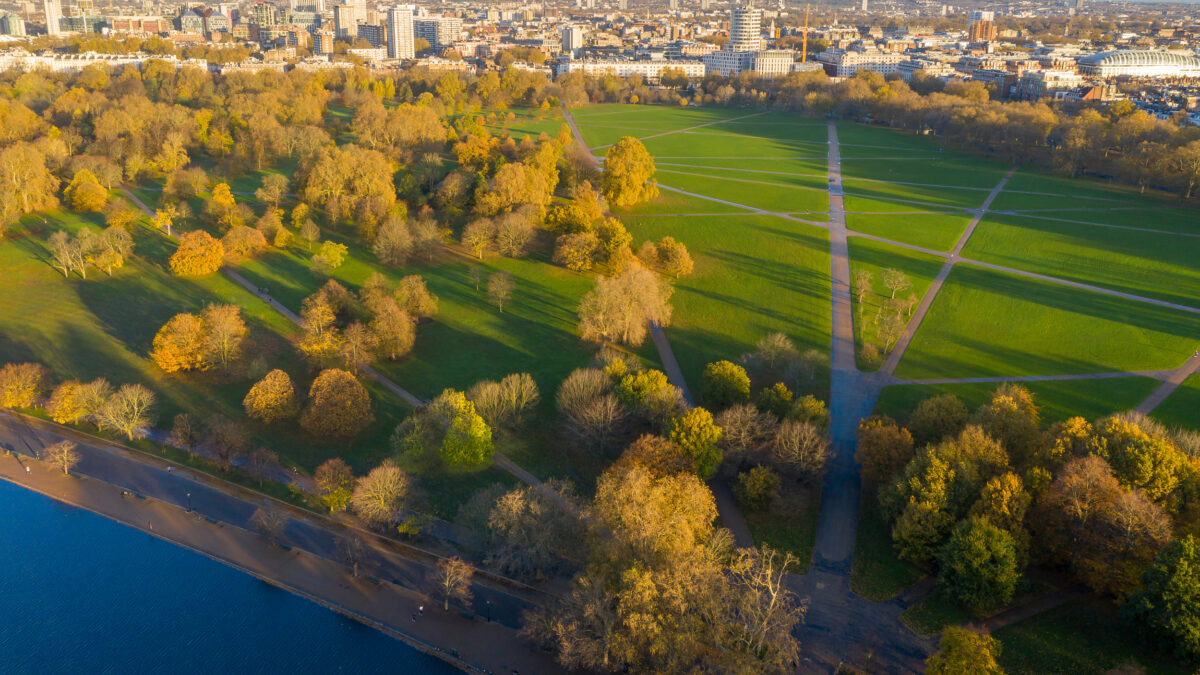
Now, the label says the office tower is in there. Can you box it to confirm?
[252,1,277,26]
[0,12,27,35]
[413,16,463,48]
[729,5,762,51]
[968,10,996,41]
[860,0,867,10]
[561,24,584,54]
[43,0,61,35]
[386,5,414,59]
[334,4,354,37]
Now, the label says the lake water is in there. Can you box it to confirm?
[0,480,457,674]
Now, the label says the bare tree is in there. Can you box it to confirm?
[487,271,514,313]
[880,268,911,299]
[170,413,199,459]
[468,266,484,291]
[44,441,81,475]
[336,534,366,577]
[431,556,474,611]
[878,314,905,351]
[248,447,279,485]
[250,508,287,547]
[853,269,874,309]
[95,384,156,440]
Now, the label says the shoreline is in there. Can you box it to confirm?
[0,412,563,674]
[0,462,476,673]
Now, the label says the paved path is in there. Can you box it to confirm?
[0,411,558,673]
[649,322,694,405]
[976,584,1090,634]
[1135,351,1200,414]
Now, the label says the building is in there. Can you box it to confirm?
[1077,50,1200,79]
[385,5,414,60]
[897,58,956,81]
[1014,69,1083,100]
[729,5,762,52]
[252,1,277,27]
[967,11,996,43]
[703,49,755,75]
[346,46,386,61]
[176,9,204,32]
[357,22,384,47]
[752,49,794,78]
[413,16,461,49]
[314,30,334,54]
[43,0,61,35]
[333,5,355,39]
[555,58,705,83]
[0,13,27,35]
[815,47,905,77]
[561,24,585,55]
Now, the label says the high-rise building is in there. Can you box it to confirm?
[668,0,677,9]
[0,12,27,35]
[333,4,355,37]
[729,5,762,52]
[252,1,277,26]
[860,0,867,11]
[314,29,334,53]
[358,22,384,46]
[43,0,61,35]
[968,10,996,42]
[75,0,93,16]
[413,16,462,48]
[386,5,414,59]
[561,24,584,55]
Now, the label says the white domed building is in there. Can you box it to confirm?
[1077,50,1200,78]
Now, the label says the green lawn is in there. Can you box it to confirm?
[963,214,1200,309]
[620,214,832,394]
[899,593,972,636]
[743,485,820,572]
[652,169,828,213]
[851,490,925,601]
[995,596,1192,675]
[842,178,989,210]
[895,265,1200,379]
[846,212,971,252]
[875,377,1163,425]
[1152,372,1200,432]
[612,186,756,216]
[847,237,944,369]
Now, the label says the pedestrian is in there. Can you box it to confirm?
[25,466,31,476]
[411,613,417,622]
[418,605,424,616]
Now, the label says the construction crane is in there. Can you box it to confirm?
[801,3,810,63]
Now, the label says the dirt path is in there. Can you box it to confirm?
[976,585,1090,634]
[1135,351,1200,414]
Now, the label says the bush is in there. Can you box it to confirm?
[734,466,780,512]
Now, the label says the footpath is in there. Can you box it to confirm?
[0,411,561,674]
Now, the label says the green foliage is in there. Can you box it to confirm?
[602,136,659,207]
[757,382,793,420]
[701,360,750,409]
[733,465,779,511]
[937,518,1020,615]
[668,407,723,480]
[395,389,493,468]
[1123,535,1200,662]
[926,627,1005,675]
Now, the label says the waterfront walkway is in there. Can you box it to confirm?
[0,410,561,674]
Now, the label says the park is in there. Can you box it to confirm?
[2,77,1198,673]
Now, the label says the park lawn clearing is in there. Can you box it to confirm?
[994,596,1192,675]
[654,158,828,180]
[620,214,832,394]
[1152,372,1200,432]
[835,123,948,157]
[641,128,826,161]
[899,593,972,636]
[875,377,1163,425]
[851,490,925,601]
[962,214,1200,309]
[742,484,820,572]
[842,178,988,210]
[1008,208,1200,236]
[846,212,971,252]
[847,237,944,370]
[838,154,1009,189]
[842,194,970,216]
[894,265,1200,380]
[654,169,829,213]
[612,186,755,215]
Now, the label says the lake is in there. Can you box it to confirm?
[0,479,457,674]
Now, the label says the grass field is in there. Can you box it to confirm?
[995,596,1192,675]
[620,214,831,393]
[1152,373,1200,432]
[847,237,943,369]
[894,265,1200,380]
[851,490,925,601]
[845,212,971,252]
[743,485,821,572]
[875,377,1163,425]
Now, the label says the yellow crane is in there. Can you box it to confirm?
[801,4,810,63]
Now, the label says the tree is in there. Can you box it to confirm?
[554,231,600,272]
[65,169,108,212]
[350,460,409,528]
[938,518,1020,615]
[853,269,874,308]
[0,143,59,228]
[150,314,207,373]
[369,300,415,361]
[336,534,366,577]
[95,383,155,440]
[300,369,373,438]
[602,136,659,207]
[770,419,828,480]
[467,373,540,429]
[1123,535,1200,661]
[909,393,969,447]
[297,297,341,364]
[973,384,1043,468]
[701,360,751,409]
[880,268,912,299]
[248,448,278,484]
[615,369,685,428]
[493,211,535,257]
[372,215,412,266]
[659,67,689,89]
[205,414,248,470]
[315,458,354,514]
[206,182,238,229]
[461,217,493,259]
[243,369,298,423]
[431,389,493,465]
[668,407,724,479]
[202,304,247,371]
[311,240,348,273]
[47,230,88,278]
[169,230,224,277]
[578,266,673,347]
[0,362,50,409]
[47,381,87,424]
[926,627,1005,675]
[339,321,378,372]
[170,412,199,459]
[655,236,694,278]
[299,219,321,250]
[250,508,287,547]
[254,173,289,208]
[856,416,915,488]
[94,226,133,276]
[221,225,268,259]
[432,556,474,612]
[487,271,514,312]
[734,466,780,511]
[44,440,81,475]
[395,275,439,319]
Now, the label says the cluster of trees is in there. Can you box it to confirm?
[47,224,134,279]
[857,385,1200,658]
[0,361,155,441]
[852,267,917,364]
[297,275,435,371]
[150,304,248,373]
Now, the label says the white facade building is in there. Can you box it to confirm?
[729,6,762,52]
[753,50,795,78]
[815,47,905,76]
[386,5,414,60]
[561,24,585,55]
[43,0,62,35]
[1077,50,1200,78]
[413,16,462,49]
[555,59,705,83]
